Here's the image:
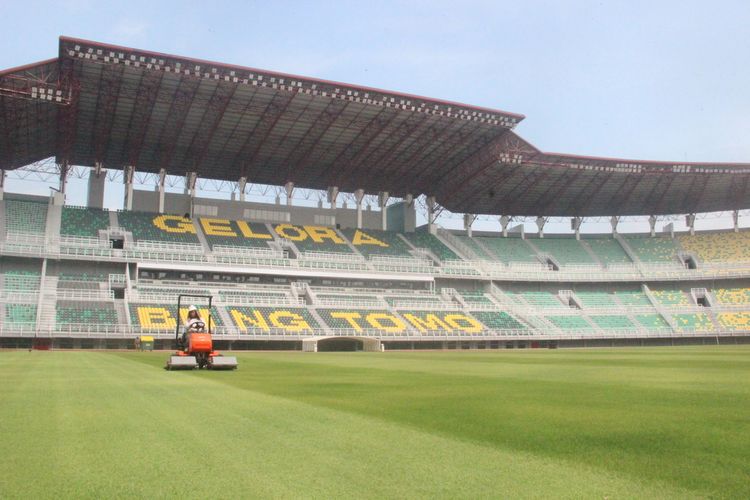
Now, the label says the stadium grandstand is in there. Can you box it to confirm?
[2,36,750,351]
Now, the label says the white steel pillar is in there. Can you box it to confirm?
[426,195,437,233]
[536,216,546,238]
[354,188,365,229]
[284,181,294,208]
[464,214,476,237]
[500,215,510,237]
[733,210,740,233]
[327,186,339,209]
[404,193,414,207]
[685,213,696,236]
[610,216,619,235]
[379,191,390,230]
[124,165,135,211]
[571,217,582,240]
[158,169,167,213]
[0,168,4,200]
[648,215,657,237]
[238,176,247,203]
[58,161,69,197]
[87,162,107,209]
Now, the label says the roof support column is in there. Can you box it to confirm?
[379,191,390,230]
[426,195,437,234]
[0,169,5,200]
[685,213,696,236]
[285,181,294,208]
[536,216,546,238]
[610,216,619,235]
[185,171,198,197]
[733,210,740,233]
[464,214,477,237]
[58,161,69,198]
[238,177,247,203]
[354,188,365,229]
[327,186,339,227]
[571,217,582,240]
[500,216,510,237]
[124,166,135,211]
[648,215,657,237]
[87,162,106,209]
[158,169,167,214]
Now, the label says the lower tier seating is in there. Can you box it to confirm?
[317,309,406,332]
[714,288,750,305]
[460,291,494,305]
[635,314,670,329]
[5,304,37,326]
[615,291,652,306]
[521,292,567,309]
[651,290,690,306]
[576,292,617,308]
[716,312,750,331]
[547,315,593,330]
[672,313,715,332]
[470,311,525,330]
[129,304,223,330]
[56,301,118,327]
[474,236,537,263]
[226,306,319,332]
[590,315,634,330]
[5,199,48,235]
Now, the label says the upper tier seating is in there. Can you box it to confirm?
[547,315,594,330]
[460,291,495,305]
[590,315,634,330]
[226,306,319,332]
[385,295,446,307]
[576,291,617,308]
[199,219,276,249]
[614,290,652,306]
[475,237,537,263]
[651,289,690,306]
[678,231,750,262]
[586,238,632,264]
[56,301,118,327]
[5,304,37,326]
[470,311,526,330]
[129,303,223,330]
[635,314,670,329]
[116,212,200,243]
[455,235,495,260]
[5,199,47,235]
[531,238,596,265]
[272,224,354,254]
[714,288,750,305]
[61,206,110,237]
[672,313,715,332]
[402,232,460,261]
[397,310,484,333]
[339,228,413,258]
[521,292,567,309]
[716,312,750,331]
[2,271,41,291]
[623,236,678,263]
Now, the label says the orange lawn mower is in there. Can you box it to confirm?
[165,294,237,370]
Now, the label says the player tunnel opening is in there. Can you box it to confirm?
[317,338,364,352]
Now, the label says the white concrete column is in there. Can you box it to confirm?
[464,214,476,237]
[284,181,294,208]
[610,216,619,235]
[87,163,107,209]
[158,168,167,213]
[404,193,414,207]
[733,210,740,233]
[186,171,198,198]
[426,195,437,233]
[536,216,546,238]
[379,191,390,230]
[571,217,582,240]
[354,188,365,229]
[648,215,657,237]
[238,176,247,203]
[685,213,696,236]
[500,215,510,237]
[0,169,4,200]
[327,186,339,209]
[124,165,135,211]
[58,161,69,197]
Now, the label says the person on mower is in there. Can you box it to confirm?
[181,305,206,350]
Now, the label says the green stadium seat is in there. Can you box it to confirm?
[614,291,653,306]
[61,206,110,237]
[576,292,617,308]
[56,301,118,327]
[678,231,750,262]
[455,235,495,260]
[635,314,670,330]
[714,288,750,305]
[273,224,354,254]
[116,211,200,243]
[2,271,41,291]
[460,291,494,305]
[532,238,596,265]
[521,292,567,309]
[340,228,413,258]
[623,236,678,263]
[199,218,275,249]
[226,306,319,332]
[129,303,223,330]
[651,290,690,306]
[590,315,634,330]
[471,311,526,330]
[672,313,715,332]
[5,304,37,326]
[317,309,408,333]
[716,312,750,331]
[401,231,460,261]
[474,236,537,263]
[547,315,594,330]
[586,238,632,264]
[5,199,47,235]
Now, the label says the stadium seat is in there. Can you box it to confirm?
[634,314,670,330]
[56,301,118,327]
[116,211,200,243]
[672,313,715,332]
[61,206,110,237]
[226,306,319,332]
[5,199,48,235]
[2,271,41,291]
[575,292,617,308]
[454,235,495,260]
[129,304,224,330]
[532,238,596,265]
[521,291,567,309]
[585,238,632,264]
[339,228,413,258]
[397,310,484,333]
[623,236,678,263]
[678,231,750,262]
[614,290,653,306]
[401,231,460,261]
[273,224,354,254]
[5,304,37,326]
[714,288,750,305]
[459,291,495,305]
[470,311,525,330]
[651,289,690,306]
[317,309,407,333]
[590,315,634,329]
[219,290,292,303]
[716,312,750,331]
[199,218,275,249]
[473,236,537,263]
[547,315,594,330]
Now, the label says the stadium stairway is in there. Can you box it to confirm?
[523,238,562,269]
[436,228,482,261]
[642,284,679,332]
[36,276,58,331]
[579,240,605,265]
[192,220,215,260]
[613,234,643,264]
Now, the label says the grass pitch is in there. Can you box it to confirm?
[1,347,749,498]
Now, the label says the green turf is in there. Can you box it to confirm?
[1,347,749,498]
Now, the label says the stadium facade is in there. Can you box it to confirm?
[1,37,750,351]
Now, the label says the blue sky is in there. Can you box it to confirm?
[3,0,750,232]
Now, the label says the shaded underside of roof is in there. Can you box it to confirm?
[1,36,749,217]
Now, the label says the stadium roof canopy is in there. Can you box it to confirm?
[1,36,749,217]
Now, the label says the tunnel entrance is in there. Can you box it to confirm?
[317,337,364,352]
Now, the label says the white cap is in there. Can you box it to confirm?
[188,305,198,312]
